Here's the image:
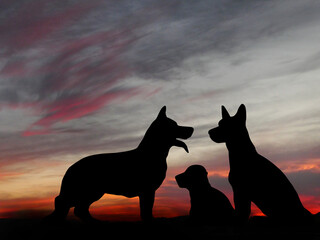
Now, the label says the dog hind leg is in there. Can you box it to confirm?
[74,192,104,222]
[233,190,251,225]
[139,191,155,222]
[74,202,95,222]
[44,195,70,222]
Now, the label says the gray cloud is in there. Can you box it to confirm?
[287,170,320,196]
[1,0,320,181]
[2,0,320,106]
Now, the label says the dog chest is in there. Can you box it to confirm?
[145,160,167,189]
[228,169,252,189]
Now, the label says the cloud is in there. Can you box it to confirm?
[286,169,320,197]
[0,0,101,53]
[22,87,142,136]
[2,0,320,131]
[0,2,152,135]
[0,197,53,218]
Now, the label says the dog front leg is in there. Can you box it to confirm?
[233,190,251,225]
[139,191,155,222]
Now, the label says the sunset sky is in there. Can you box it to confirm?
[0,0,320,220]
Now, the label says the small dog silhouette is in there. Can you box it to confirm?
[208,104,312,225]
[175,165,235,225]
[46,106,193,222]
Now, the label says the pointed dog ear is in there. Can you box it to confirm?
[157,106,167,119]
[221,105,230,119]
[235,104,246,122]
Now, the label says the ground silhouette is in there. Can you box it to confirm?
[3,216,320,240]
[208,104,312,225]
[46,106,193,222]
[175,165,235,225]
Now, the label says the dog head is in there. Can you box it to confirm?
[175,165,208,189]
[144,106,194,152]
[208,104,246,143]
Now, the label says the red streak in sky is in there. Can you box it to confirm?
[22,88,141,136]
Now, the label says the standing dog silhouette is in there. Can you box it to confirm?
[208,104,312,225]
[176,165,235,225]
[47,106,193,222]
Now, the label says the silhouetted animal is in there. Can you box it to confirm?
[175,165,235,225]
[208,104,312,225]
[46,106,193,222]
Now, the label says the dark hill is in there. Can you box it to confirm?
[1,216,320,240]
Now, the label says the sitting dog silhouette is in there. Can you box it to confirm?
[208,104,312,225]
[175,165,235,225]
[46,106,193,222]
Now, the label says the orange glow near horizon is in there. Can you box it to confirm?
[1,195,319,220]
[1,189,319,220]
[1,158,319,220]
[281,159,320,174]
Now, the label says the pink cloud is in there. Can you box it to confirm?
[38,28,136,93]
[0,0,101,52]
[22,88,142,136]
[0,1,160,137]
[19,30,143,136]
[0,61,29,77]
